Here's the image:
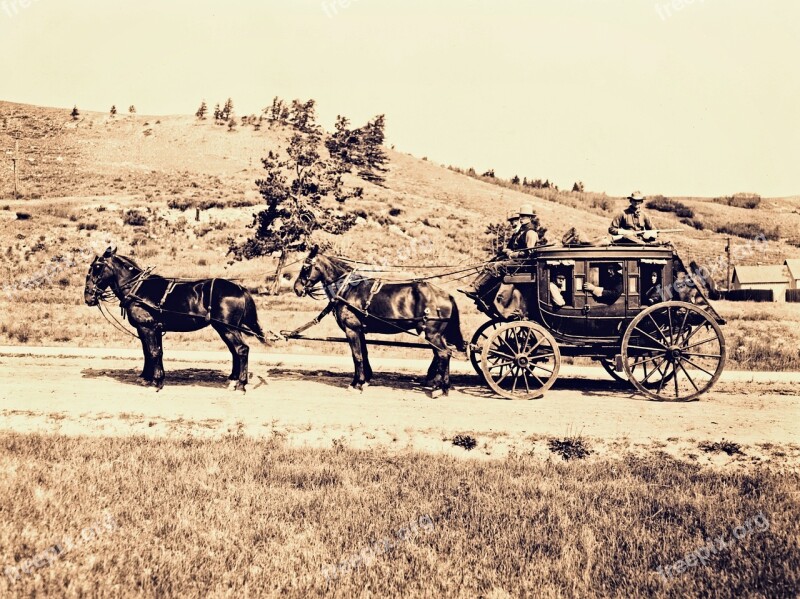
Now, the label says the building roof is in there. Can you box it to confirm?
[732,265,785,285]
[785,259,800,280]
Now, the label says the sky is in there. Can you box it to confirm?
[1,0,798,197]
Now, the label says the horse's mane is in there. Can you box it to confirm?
[113,254,143,271]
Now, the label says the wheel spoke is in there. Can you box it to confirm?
[657,362,674,394]
[681,356,717,378]
[633,327,669,350]
[531,364,554,375]
[682,351,722,359]
[677,360,700,392]
[522,369,531,394]
[647,313,670,345]
[675,308,690,344]
[488,348,516,361]
[673,362,680,399]
[680,320,709,346]
[628,344,665,353]
[666,307,675,345]
[641,357,667,384]
[496,367,513,386]
[682,337,719,351]
[488,360,515,370]
[498,334,517,356]
[633,353,664,367]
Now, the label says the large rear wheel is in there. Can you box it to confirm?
[621,301,725,401]
[480,321,561,399]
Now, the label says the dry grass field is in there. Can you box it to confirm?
[1,433,798,598]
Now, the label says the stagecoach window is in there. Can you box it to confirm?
[548,267,573,307]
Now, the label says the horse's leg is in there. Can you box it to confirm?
[359,331,373,386]
[140,328,165,390]
[138,330,153,381]
[214,325,248,392]
[345,326,367,391]
[425,329,450,398]
[213,324,240,381]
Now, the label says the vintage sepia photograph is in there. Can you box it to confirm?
[1,1,798,597]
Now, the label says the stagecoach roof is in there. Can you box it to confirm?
[531,244,676,261]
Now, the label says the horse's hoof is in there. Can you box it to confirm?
[430,389,444,399]
[227,380,238,391]
[362,382,370,389]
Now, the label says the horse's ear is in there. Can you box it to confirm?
[309,245,319,258]
[103,245,117,258]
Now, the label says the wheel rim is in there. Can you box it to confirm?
[481,321,561,399]
[469,321,505,381]
[622,301,726,401]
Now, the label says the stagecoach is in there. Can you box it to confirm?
[467,244,726,401]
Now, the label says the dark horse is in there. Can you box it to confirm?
[84,246,266,391]
[293,246,465,397]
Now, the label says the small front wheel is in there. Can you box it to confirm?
[480,321,561,399]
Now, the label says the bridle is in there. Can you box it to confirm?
[297,256,330,300]
[86,255,153,306]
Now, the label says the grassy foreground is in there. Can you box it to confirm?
[1,434,798,598]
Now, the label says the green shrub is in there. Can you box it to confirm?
[714,194,761,209]
[646,196,694,218]
[714,222,779,240]
[123,210,148,227]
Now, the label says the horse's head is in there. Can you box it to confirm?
[293,245,322,297]
[84,246,118,306]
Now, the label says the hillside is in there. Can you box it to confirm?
[1,100,799,368]
[2,100,798,273]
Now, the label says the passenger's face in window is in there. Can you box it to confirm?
[555,275,566,288]
[651,272,658,284]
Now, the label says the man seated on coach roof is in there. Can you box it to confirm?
[609,192,657,244]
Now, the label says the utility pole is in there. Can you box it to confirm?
[724,237,731,290]
[12,139,18,199]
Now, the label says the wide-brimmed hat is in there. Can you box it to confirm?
[507,209,520,222]
[518,203,536,217]
[627,191,645,203]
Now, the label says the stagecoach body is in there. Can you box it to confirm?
[469,244,727,401]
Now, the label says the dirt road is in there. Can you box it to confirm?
[1,346,798,466]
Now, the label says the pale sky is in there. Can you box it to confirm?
[2,0,798,197]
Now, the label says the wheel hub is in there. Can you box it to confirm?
[667,345,682,362]
[515,354,529,368]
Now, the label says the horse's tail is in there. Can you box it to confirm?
[445,296,466,352]
[242,292,267,344]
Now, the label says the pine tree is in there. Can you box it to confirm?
[71,105,79,120]
[227,118,236,131]
[213,103,221,121]
[511,175,520,185]
[572,181,585,192]
[195,100,208,120]
[128,105,136,114]
[325,114,388,184]
[110,105,117,116]
[228,129,363,292]
[221,98,234,121]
